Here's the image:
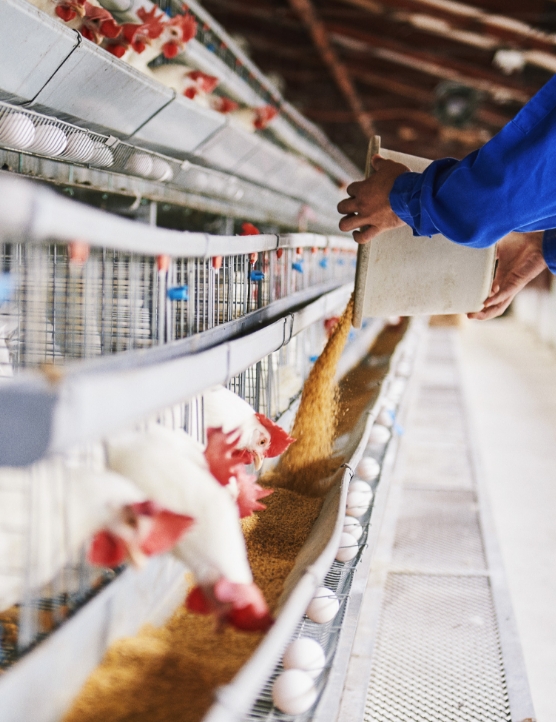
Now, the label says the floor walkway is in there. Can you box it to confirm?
[460,317,556,722]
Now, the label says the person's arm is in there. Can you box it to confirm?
[468,231,547,320]
[339,74,556,248]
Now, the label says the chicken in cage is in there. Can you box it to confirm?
[0,233,355,374]
[0,294,343,675]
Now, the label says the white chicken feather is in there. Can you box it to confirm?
[0,465,145,612]
[106,425,252,586]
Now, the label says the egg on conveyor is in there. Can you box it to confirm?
[349,479,373,500]
[64,131,95,162]
[356,456,380,481]
[125,152,153,178]
[272,669,317,715]
[306,586,339,624]
[335,531,358,562]
[345,490,370,518]
[0,113,35,149]
[30,124,67,156]
[376,407,394,428]
[283,637,326,679]
[149,157,174,182]
[343,516,363,541]
[90,141,114,168]
[367,424,391,446]
[396,360,412,378]
[387,378,406,402]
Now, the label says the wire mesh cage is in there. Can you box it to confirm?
[0,289,355,673]
[0,235,355,372]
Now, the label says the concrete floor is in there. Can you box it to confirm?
[459,317,556,722]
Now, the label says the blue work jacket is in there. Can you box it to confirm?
[389,74,556,272]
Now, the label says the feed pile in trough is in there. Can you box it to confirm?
[63,489,323,722]
[265,296,354,496]
[62,320,408,722]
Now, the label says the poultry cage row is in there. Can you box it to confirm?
[0,170,367,679]
[0,176,356,372]
[0,301,416,722]
[0,0,403,718]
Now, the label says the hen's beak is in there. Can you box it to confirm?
[125,542,148,569]
[253,451,264,471]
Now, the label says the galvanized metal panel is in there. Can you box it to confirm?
[391,489,486,572]
[30,40,173,136]
[132,95,226,157]
[0,555,187,722]
[233,140,287,188]
[365,574,511,722]
[194,124,260,172]
[0,0,79,104]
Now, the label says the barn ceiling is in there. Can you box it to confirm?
[201,0,556,169]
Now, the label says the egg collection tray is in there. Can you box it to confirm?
[203,321,423,722]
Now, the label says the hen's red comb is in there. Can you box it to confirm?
[186,580,273,631]
[253,105,278,130]
[167,11,197,43]
[255,413,295,457]
[215,579,273,631]
[212,97,239,114]
[88,530,127,567]
[188,70,219,94]
[240,222,261,236]
[236,467,273,518]
[205,426,242,486]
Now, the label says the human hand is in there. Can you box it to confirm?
[468,231,547,320]
[337,155,409,243]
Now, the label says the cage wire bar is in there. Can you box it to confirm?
[0,285,356,675]
[0,100,343,221]
[0,184,357,671]
[241,385,409,722]
[0,178,356,372]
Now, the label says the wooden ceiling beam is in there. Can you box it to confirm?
[348,66,513,127]
[329,24,535,103]
[286,0,375,137]
[336,0,556,50]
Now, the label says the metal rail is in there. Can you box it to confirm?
[0,283,354,465]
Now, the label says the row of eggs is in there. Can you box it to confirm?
[271,415,396,714]
[0,114,174,182]
[271,357,413,716]
[272,588,338,715]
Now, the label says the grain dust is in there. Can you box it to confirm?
[265,296,354,495]
[63,489,322,722]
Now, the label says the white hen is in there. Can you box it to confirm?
[202,385,294,470]
[0,464,191,613]
[106,425,272,630]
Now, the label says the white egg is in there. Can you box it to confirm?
[376,407,394,427]
[356,456,380,481]
[306,587,339,624]
[272,669,317,715]
[283,637,325,678]
[388,378,406,401]
[64,131,95,162]
[346,490,370,518]
[0,113,35,149]
[343,516,362,540]
[368,424,391,446]
[125,152,153,178]
[149,157,173,182]
[396,360,412,378]
[336,531,358,562]
[90,141,114,167]
[30,124,67,156]
[349,479,373,498]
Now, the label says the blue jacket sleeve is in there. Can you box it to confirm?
[543,229,556,274]
[389,74,556,250]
